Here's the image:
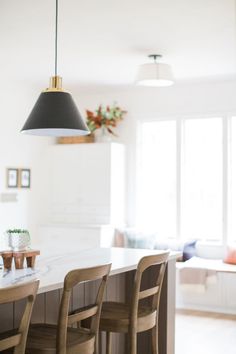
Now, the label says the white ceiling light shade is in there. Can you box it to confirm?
[136,54,174,87]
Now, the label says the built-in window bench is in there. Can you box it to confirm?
[113,229,236,314]
[176,257,236,314]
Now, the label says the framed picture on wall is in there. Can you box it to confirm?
[7,168,18,188]
[20,169,31,188]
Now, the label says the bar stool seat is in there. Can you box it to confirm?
[27,324,95,353]
[100,302,156,333]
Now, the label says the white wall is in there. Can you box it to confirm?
[0,81,53,247]
[75,79,236,226]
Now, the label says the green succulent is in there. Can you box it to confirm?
[6,229,29,234]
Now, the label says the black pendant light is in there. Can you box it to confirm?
[21,0,89,137]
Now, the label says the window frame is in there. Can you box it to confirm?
[136,113,236,247]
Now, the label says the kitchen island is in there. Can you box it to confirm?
[0,247,179,354]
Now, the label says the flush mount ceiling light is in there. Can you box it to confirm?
[136,54,174,87]
[21,0,89,137]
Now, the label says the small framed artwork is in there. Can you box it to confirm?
[19,169,31,188]
[7,168,18,188]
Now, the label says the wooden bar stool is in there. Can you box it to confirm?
[99,252,169,354]
[26,263,111,354]
[0,280,39,353]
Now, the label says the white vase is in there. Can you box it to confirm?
[9,232,30,251]
[95,126,112,143]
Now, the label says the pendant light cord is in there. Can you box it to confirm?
[55,0,58,76]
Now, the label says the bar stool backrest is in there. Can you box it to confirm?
[130,252,169,326]
[57,263,111,353]
[0,280,39,353]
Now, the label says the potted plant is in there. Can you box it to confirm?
[6,229,30,251]
[86,103,126,141]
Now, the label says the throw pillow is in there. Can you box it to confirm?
[182,240,197,261]
[224,247,236,265]
[124,229,156,249]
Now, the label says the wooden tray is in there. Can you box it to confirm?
[0,249,40,270]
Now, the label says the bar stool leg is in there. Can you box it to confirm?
[95,331,100,354]
[99,331,103,354]
[151,325,158,354]
[106,331,112,354]
[128,329,137,354]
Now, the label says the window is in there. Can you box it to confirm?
[182,118,223,241]
[137,115,235,245]
[136,121,176,238]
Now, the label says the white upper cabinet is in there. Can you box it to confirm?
[47,143,125,226]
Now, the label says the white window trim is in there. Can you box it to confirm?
[136,113,236,246]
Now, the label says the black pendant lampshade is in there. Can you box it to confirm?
[21,0,90,137]
[21,87,89,137]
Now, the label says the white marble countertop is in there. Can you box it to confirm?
[0,247,180,294]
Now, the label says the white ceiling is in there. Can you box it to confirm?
[1,0,236,88]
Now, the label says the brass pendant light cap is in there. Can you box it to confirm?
[44,76,67,92]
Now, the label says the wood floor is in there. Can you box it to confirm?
[175,310,236,354]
